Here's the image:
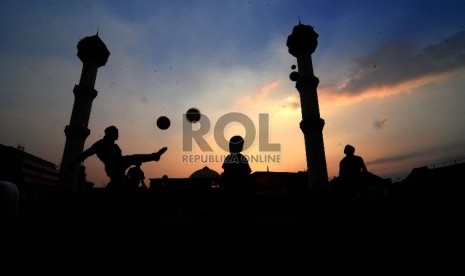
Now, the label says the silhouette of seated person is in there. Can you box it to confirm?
[339,144,368,202]
[74,125,167,195]
[125,161,146,193]
[221,135,253,214]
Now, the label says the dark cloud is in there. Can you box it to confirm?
[337,30,465,95]
[366,151,428,166]
[366,142,465,166]
[140,95,148,104]
[374,118,388,130]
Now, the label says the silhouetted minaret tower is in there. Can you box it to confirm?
[287,23,328,190]
[58,34,110,193]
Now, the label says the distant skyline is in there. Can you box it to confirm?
[1,0,465,186]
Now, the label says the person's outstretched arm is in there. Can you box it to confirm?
[74,141,99,164]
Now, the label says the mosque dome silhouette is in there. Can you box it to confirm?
[189,166,220,179]
[77,34,110,66]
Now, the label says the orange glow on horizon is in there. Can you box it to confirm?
[82,70,463,186]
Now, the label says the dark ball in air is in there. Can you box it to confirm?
[186,108,201,123]
[291,64,296,70]
[289,71,300,82]
[156,116,171,130]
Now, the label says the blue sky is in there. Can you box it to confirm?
[1,0,465,186]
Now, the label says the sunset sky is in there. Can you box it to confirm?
[1,0,465,187]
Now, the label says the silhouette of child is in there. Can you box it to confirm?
[221,135,253,215]
[75,125,167,193]
[126,161,146,191]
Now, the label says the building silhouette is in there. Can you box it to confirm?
[58,33,110,193]
[287,23,328,190]
[0,144,58,202]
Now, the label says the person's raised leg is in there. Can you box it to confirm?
[122,147,168,168]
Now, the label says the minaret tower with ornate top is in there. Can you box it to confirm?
[287,23,328,190]
[58,33,110,193]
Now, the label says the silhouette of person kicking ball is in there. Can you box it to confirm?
[221,135,253,217]
[339,144,368,202]
[74,125,167,195]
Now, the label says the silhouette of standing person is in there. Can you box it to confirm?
[221,135,253,217]
[339,144,368,202]
[74,125,167,195]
